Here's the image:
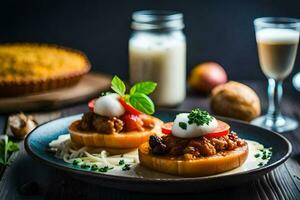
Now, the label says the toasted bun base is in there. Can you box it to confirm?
[69,117,162,149]
[138,142,248,177]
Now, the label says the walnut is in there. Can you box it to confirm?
[9,113,38,139]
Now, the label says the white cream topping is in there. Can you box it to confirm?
[93,93,125,117]
[172,113,218,138]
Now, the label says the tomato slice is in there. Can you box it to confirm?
[122,113,143,131]
[205,121,230,138]
[88,99,95,112]
[162,122,173,134]
[119,98,142,115]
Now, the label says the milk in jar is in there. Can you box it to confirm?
[129,11,186,106]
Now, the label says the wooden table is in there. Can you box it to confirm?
[0,81,299,200]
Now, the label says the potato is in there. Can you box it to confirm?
[210,81,261,121]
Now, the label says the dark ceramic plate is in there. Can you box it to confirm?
[25,111,292,193]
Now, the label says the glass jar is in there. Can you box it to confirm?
[129,10,186,107]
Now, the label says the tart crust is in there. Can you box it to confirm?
[0,43,90,97]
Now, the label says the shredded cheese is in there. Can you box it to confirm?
[48,134,138,171]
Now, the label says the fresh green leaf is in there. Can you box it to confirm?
[0,135,19,166]
[124,94,130,102]
[111,75,126,96]
[129,93,155,115]
[109,75,158,115]
[130,82,157,95]
[179,122,187,130]
[7,141,19,152]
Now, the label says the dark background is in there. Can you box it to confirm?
[1,0,300,81]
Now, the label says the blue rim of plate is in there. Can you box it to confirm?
[24,111,292,183]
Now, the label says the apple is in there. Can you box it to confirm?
[188,62,228,93]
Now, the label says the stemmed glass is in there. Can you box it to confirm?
[252,17,300,133]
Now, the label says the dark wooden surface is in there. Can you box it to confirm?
[0,81,300,200]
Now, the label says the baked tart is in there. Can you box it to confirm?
[0,43,90,97]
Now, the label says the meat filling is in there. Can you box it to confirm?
[149,132,246,159]
[79,112,156,134]
[80,112,124,134]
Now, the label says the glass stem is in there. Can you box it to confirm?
[267,78,283,121]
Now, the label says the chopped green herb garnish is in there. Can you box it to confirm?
[110,75,157,115]
[99,166,114,172]
[119,159,125,165]
[99,166,109,172]
[254,154,260,158]
[122,164,131,171]
[179,122,187,130]
[263,150,267,155]
[258,162,264,167]
[72,159,81,165]
[91,164,98,171]
[80,163,90,169]
[187,108,213,126]
[262,154,268,160]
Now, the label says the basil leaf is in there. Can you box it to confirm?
[111,75,126,96]
[129,92,155,115]
[123,94,130,102]
[130,82,157,95]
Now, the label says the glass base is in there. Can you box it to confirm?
[251,115,298,133]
